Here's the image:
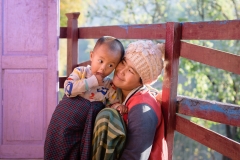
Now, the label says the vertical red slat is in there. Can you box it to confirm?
[66,12,80,76]
[162,22,182,160]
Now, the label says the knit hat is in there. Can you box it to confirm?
[125,40,165,85]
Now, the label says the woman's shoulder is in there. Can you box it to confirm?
[129,88,161,109]
[127,89,159,108]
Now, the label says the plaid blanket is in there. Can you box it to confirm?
[92,108,126,160]
[44,95,104,160]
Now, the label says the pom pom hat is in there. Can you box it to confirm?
[125,40,165,85]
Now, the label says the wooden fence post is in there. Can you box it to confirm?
[162,22,182,160]
[66,12,80,76]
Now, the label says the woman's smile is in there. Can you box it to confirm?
[115,73,124,81]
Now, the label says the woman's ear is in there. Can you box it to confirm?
[139,78,143,84]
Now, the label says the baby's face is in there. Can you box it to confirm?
[90,44,122,78]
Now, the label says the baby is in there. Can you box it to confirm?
[64,36,127,113]
[44,36,127,160]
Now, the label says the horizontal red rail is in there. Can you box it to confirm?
[180,42,240,75]
[176,115,240,159]
[60,24,166,39]
[60,27,67,38]
[177,96,240,127]
[59,77,66,89]
[182,20,240,40]
[60,20,240,40]
[78,24,166,39]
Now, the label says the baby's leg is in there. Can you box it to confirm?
[44,95,104,160]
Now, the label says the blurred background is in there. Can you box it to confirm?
[59,0,240,159]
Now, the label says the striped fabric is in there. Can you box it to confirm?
[92,108,127,160]
[44,95,104,160]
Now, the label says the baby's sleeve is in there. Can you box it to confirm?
[64,66,98,97]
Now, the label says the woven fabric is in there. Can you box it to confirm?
[44,95,104,160]
[125,40,164,85]
[92,108,127,160]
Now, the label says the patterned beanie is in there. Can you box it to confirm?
[125,40,165,85]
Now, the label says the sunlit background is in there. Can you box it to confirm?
[59,0,240,159]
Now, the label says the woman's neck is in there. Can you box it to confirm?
[121,90,129,102]
[121,85,144,103]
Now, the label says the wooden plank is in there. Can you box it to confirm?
[59,77,66,89]
[0,145,43,158]
[60,27,67,38]
[66,12,80,76]
[161,22,181,160]
[182,20,240,40]
[180,42,240,75]
[177,96,240,127]
[2,55,48,69]
[60,24,166,39]
[78,24,166,39]
[176,115,240,159]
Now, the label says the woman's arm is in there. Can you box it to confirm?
[120,103,158,160]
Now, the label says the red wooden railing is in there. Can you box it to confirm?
[59,12,240,159]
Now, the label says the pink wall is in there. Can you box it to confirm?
[0,0,59,158]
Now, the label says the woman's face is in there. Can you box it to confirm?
[113,58,142,96]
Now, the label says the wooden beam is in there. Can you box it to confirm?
[177,96,240,127]
[180,42,240,75]
[182,20,240,40]
[66,12,80,76]
[162,22,182,160]
[59,77,66,88]
[176,115,240,159]
[60,27,67,38]
[78,24,166,39]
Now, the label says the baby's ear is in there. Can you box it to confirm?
[90,51,94,60]
[155,90,163,104]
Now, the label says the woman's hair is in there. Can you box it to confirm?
[94,36,125,60]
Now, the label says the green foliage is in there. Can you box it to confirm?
[59,0,91,77]
[60,0,86,26]
[178,40,240,105]
[84,0,169,24]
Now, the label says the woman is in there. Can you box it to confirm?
[92,40,168,160]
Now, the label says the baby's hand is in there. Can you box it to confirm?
[155,90,162,104]
[95,73,104,86]
[117,105,128,115]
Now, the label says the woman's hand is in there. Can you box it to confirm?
[155,91,162,104]
[116,105,128,115]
